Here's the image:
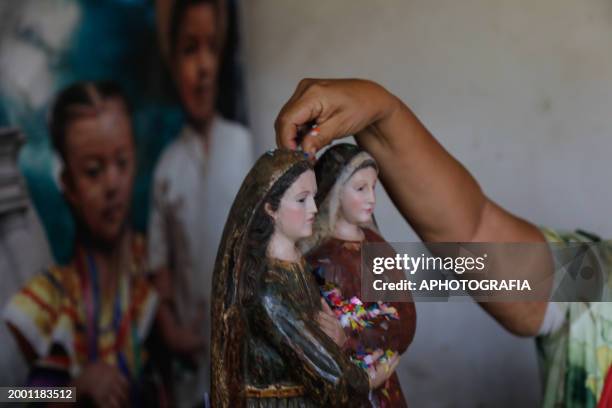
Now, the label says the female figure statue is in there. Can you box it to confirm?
[211,149,397,407]
[304,143,417,408]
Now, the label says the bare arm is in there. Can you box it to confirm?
[276,78,551,336]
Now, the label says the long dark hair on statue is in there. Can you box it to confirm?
[239,160,312,305]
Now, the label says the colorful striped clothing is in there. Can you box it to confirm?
[3,234,158,385]
[539,228,612,408]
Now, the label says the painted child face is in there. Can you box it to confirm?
[272,170,318,242]
[62,98,135,245]
[339,166,377,225]
[173,3,219,126]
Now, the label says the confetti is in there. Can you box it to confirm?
[350,348,397,370]
[320,283,400,379]
[320,283,399,332]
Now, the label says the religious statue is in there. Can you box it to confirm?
[211,149,396,407]
[303,143,417,407]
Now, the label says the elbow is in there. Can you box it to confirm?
[495,302,547,338]
[503,320,540,338]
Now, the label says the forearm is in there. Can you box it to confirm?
[276,78,553,336]
[356,98,486,242]
[356,92,551,335]
[471,203,551,336]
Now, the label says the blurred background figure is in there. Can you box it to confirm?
[149,0,253,406]
[4,82,161,406]
[0,0,81,265]
[0,128,53,388]
[0,0,249,264]
[0,2,251,403]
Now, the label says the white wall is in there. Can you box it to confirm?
[240,1,612,406]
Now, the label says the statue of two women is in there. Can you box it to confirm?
[212,146,416,407]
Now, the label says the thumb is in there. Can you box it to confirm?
[275,96,323,150]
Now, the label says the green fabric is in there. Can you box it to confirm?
[538,228,612,407]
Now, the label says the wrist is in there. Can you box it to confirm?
[356,83,406,146]
[367,80,401,125]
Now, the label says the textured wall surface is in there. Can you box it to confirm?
[240,1,612,406]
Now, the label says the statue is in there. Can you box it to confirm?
[211,149,395,407]
[303,143,417,407]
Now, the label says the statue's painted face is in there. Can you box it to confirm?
[339,166,377,226]
[271,170,318,242]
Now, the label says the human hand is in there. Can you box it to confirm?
[367,350,400,390]
[74,362,129,408]
[275,79,400,155]
[317,298,347,347]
